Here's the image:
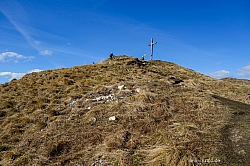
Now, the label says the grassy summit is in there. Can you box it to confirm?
[0,55,250,165]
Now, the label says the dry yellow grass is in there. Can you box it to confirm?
[0,55,250,165]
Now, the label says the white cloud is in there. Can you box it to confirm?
[0,51,34,62]
[28,69,43,73]
[0,72,25,80]
[40,50,53,55]
[237,65,250,78]
[0,69,43,81]
[210,70,232,79]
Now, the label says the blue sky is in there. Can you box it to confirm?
[0,0,250,83]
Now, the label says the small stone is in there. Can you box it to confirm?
[109,116,117,121]
[238,150,246,155]
[91,117,97,123]
[87,106,91,109]
[173,123,181,126]
[92,96,103,102]
[69,100,76,106]
[99,159,105,165]
[135,88,140,93]
[118,85,124,90]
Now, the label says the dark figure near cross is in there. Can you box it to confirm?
[110,52,114,60]
[141,55,144,60]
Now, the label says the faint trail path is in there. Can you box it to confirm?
[213,95,250,165]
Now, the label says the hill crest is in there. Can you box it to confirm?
[0,55,250,165]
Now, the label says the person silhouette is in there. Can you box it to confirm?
[141,55,144,60]
[110,52,114,60]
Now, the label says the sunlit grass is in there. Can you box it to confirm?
[0,55,250,165]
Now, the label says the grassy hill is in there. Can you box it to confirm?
[0,55,250,165]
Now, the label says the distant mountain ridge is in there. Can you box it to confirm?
[0,55,250,165]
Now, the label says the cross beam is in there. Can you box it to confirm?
[148,38,157,60]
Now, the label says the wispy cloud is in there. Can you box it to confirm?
[210,70,232,79]
[237,65,250,78]
[34,40,42,45]
[91,0,108,8]
[0,2,93,59]
[0,69,43,81]
[0,1,40,52]
[39,50,53,56]
[0,52,34,62]
[0,1,56,56]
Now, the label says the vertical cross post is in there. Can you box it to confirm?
[148,38,157,60]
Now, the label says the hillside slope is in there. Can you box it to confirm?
[0,55,250,165]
